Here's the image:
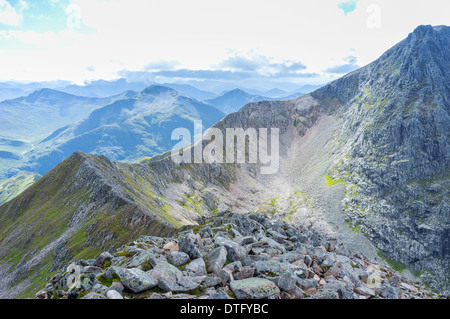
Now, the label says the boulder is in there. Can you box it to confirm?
[178,231,202,259]
[183,258,207,276]
[111,266,157,293]
[230,278,280,299]
[106,290,124,299]
[150,262,199,292]
[167,251,190,267]
[215,237,247,262]
[205,245,227,274]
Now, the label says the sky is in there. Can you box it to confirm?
[0,0,449,89]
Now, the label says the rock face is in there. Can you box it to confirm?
[316,25,450,293]
[36,212,443,299]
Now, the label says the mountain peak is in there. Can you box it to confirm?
[140,85,179,96]
[411,24,450,36]
[21,88,77,103]
[227,88,248,95]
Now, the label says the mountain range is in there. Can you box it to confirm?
[0,85,224,181]
[204,88,303,114]
[0,25,448,299]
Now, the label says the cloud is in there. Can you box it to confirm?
[337,0,358,16]
[220,54,307,75]
[0,0,26,26]
[119,68,318,83]
[324,56,360,74]
[117,53,316,83]
[144,60,180,71]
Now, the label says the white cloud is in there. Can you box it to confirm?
[0,0,448,83]
[0,0,24,26]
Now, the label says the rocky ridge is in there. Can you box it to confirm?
[36,212,443,299]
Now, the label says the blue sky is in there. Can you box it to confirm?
[0,0,449,87]
[338,0,358,15]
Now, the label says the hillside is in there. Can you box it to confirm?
[0,171,41,206]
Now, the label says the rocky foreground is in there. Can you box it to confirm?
[36,212,444,299]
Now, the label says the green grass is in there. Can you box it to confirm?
[0,171,41,205]
[326,175,344,187]
[346,221,361,233]
[377,250,408,273]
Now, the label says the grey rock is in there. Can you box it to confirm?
[205,246,227,274]
[234,266,256,280]
[183,258,207,277]
[277,274,299,292]
[203,276,222,287]
[94,252,113,268]
[230,278,280,299]
[83,266,103,274]
[167,251,190,267]
[208,289,229,299]
[35,289,50,299]
[111,266,157,293]
[178,230,202,260]
[91,283,108,295]
[354,285,376,297]
[313,289,340,299]
[215,236,247,262]
[81,292,106,299]
[379,285,401,299]
[218,268,234,285]
[240,236,256,245]
[106,290,123,299]
[150,262,199,292]
[107,282,124,294]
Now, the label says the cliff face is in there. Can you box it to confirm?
[0,25,448,298]
[324,25,450,292]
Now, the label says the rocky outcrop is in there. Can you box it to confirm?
[36,212,444,299]
[323,25,450,293]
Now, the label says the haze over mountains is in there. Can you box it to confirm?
[0,25,448,299]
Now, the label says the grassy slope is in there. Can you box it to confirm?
[0,171,40,206]
[0,152,182,298]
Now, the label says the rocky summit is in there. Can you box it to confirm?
[36,212,443,299]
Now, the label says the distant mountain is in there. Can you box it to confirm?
[204,88,272,113]
[0,88,135,143]
[204,88,303,114]
[0,89,137,178]
[58,78,149,98]
[262,88,289,98]
[14,85,225,176]
[160,83,215,101]
[0,80,71,102]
